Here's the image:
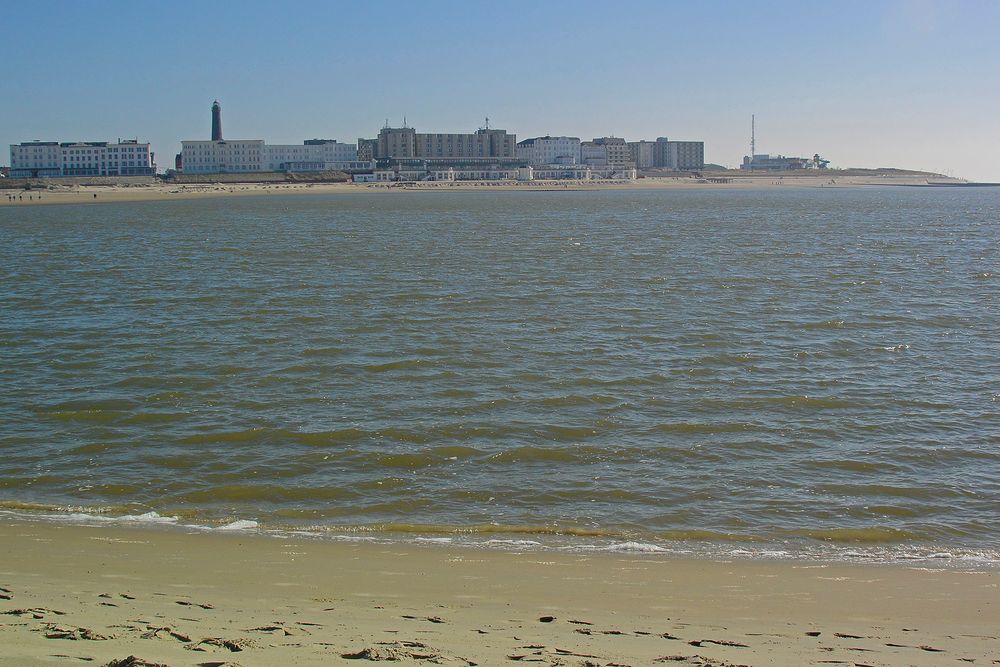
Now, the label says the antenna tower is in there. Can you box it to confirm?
[751,114,756,158]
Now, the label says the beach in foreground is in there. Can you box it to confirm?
[1,521,996,666]
[0,173,960,207]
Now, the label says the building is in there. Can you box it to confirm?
[628,140,655,169]
[579,137,634,167]
[264,139,359,172]
[653,138,704,170]
[516,136,581,165]
[211,100,223,142]
[594,137,632,165]
[9,139,156,178]
[179,139,266,173]
[532,164,636,180]
[178,101,363,174]
[180,139,364,174]
[369,156,636,182]
[741,153,829,171]
[373,123,516,160]
[580,140,607,165]
[9,141,60,177]
[357,138,378,162]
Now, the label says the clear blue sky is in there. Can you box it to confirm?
[4,0,999,180]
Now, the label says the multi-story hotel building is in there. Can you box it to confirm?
[265,139,359,172]
[628,140,655,169]
[9,139,156,178]
[580,137,633,167]
[516,136,581,165]
[653,138,705,170]
[179,139,265,173]
[371,124,516,160]
[596,137,632,165]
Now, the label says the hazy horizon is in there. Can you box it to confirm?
[3,1,998,181]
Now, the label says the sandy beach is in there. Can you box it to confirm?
[0,173,962,207]
[1,520,996,666]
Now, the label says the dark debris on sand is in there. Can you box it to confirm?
[342,640,476,664]
[39,623,109,640]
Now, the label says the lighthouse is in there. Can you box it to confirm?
[211,100,223,141]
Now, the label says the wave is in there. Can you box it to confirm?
[650,421,754,435]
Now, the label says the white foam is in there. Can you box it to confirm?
[761,550,790,558]
[215,519,259,531]
[600,541,668,553]
[61,511,179,525]
[484,539,542,547]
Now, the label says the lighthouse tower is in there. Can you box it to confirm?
[211,100,223,141]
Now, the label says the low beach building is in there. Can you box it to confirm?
[740,153,829,171]
[369,156,635,182]
[9,139,156,178]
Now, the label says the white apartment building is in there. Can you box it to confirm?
[10,139,155,178]
[580,141,608,166]
[516,136,581,165]
[179,140,266,174]
[180,139,360,174]
[595,137,632,165]
[264,140,359,171]
[9,142,61,177]
[580,138,633,166]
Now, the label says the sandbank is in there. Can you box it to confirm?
[1,520,996,666]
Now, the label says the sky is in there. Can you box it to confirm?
[3,0,999,181]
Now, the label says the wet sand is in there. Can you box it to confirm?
[1,520,996,666]
[0,174,952,207]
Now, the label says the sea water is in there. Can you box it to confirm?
[1,187,997,563]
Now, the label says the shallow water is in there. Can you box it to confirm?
[1,187,998,562]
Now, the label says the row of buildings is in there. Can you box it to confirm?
[179,137,368,174]
[8,139,155,178]
[9,101,706,181]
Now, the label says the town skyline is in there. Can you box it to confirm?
[3,1,999,181]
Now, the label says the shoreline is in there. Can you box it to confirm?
[2,519,997,666]
[3,505,998,570]
[0,174,972,207]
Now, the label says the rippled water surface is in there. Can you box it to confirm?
[1,188,998,560]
